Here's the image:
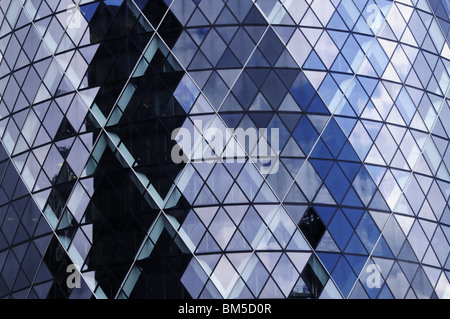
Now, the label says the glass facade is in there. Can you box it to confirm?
[0,0,448,299]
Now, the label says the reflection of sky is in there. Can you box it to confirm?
[379,171,402,210]
[174,75,200,113]
[79,2,100,22]
[350,122,372,159]
[442,0,450,17]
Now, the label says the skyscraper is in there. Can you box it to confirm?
[0,0,449,299]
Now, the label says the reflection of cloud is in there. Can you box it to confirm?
[211,257,239,298]
[316,33,338,68]
[350,122,372,158]
[401,133,421,168]
[65,5,84,30]
[287,30,311,67]
[371,85,392,119]
[443,284,450,299]
[379,171,402,210]
[391,47,411,80]
[387,267,409,298]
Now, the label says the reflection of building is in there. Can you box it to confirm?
[0,0,449,299]
[85,2,189,299]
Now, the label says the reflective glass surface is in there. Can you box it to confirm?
[0,0,448,299]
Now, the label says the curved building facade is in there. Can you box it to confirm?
[0,0,449,299]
